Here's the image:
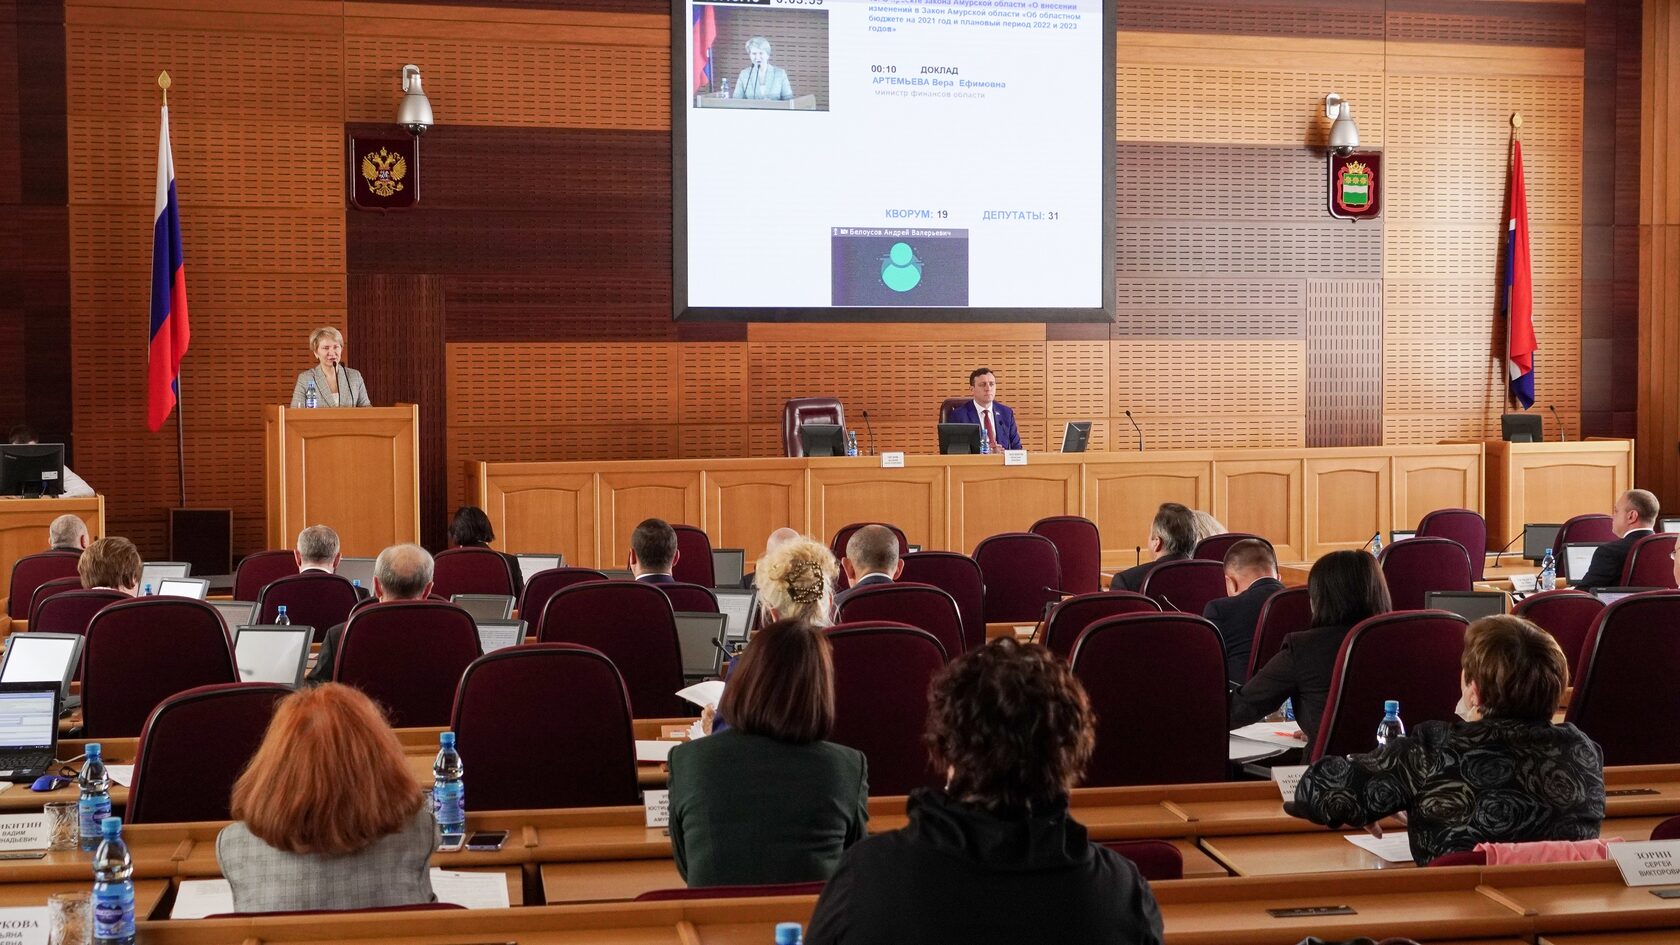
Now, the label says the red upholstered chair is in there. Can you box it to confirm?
[662,582,720,614]
[31,588,126,639]
[1566,590,1680,765]
[433,547,516,599]
[7,551,82,620]
[538,582,688,718]
[1425,850,1488,868]
[1552,514,1617,577]
[1192,532,1271,562]
[82,598,239,738]
[836,583,965,660]
[1070,613,1228,786]
[1417,509,1490,580]
[233,550,298,603]
[636,882,826,901]
[1098,840,1184,882]
[898,552,986,654]
[670,525,716,587]
[1040,591,1160,662]
[27,576,83,624]
[1030,516,1102,595]
[938,398,968,423]
[450,644,640,810]
[517,568,607,624]
[333,601,481,728]
[1139,558,1227,615]
[1377,537,1474,611]
[830,522,910,592]
[972,532,1061,623]
[126,682,290,824]
[1311,610,1470,761]
[782,397,845,458]
[1621,533,1679,588]
[1246,586,1312,680]
[256,572,361,642]
[1652,815,1680,841]
[826,621,947,795]
[1513,590,1604,678]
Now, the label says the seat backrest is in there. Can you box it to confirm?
[830,523,910,592]
[836,584,965,660]
[1513,590,1604,678]
[1566,591,1680,765]
[27,576,84,624]
[898,552,986,654]
[1139,558,1228,615]
[782,398,845,457]
[82,598,239,738]
[450,644,640,810]
[32,588,127,640]
[1040,591,1160,661]
[7,551,83,620]
[432,548,515,599]
[233,550,299,603]
[938,397,968,422]
[670,526,716,587]
[1552,514,1617,568]
[1377,537,1474,610]
[517,568,607,624]
[1621,533,1680,588]
[1417,509,1489,580]
[1652,815,1680,842]
[333,601,482,728]
[1098,840,1185,882]
[1247,586,1312,680]
[538,582,687,718]
[972,533,1061,623]
[661,582,719,614]
[127,682,290,824]
[826,621,947,795]
[1192,532,1271,562]
[1070,613,1228,786]
[1029,516,1102,595]
[1312,610,1470,761]
[256,572,361,642]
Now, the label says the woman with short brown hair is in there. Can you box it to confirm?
[77,537,140,595]
[217,684,435,911]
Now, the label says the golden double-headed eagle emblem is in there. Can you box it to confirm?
[361,147,407,198]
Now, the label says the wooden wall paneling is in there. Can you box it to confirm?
[1391,447,1484,532]
[1484,440,1632,552]
[1082,459,1213,569]
[597,467,703,568]
[1046,342,1109,452]
[1303,454,1390,558]
[701,462,808,552]
[1113,2,1384,42]
[1636,0,1679,510]
[1111,341,1305,448]
[472,463,597,565]
[1213,458,1304,561]
[1305,279,1384,448]
[806,461,947,553]
[946,459,1081,556]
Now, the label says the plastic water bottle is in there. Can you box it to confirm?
[1282,697,1295,722]
[141,583,152,597]
[304,379,319,409]
[274,605,291,626]
[774,923,803,945]
[78,743,111,852]
[719,78,731,98]
[92,816,135,945]
[844,431,859,457]
[1376,700,1404,749]
[433,731,465,833]
[1370,532,1383,556]
[1538,549,1558,592]
[979,426,991,455]
[351,579,362,593]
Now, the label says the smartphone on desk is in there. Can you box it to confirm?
[466,830,509,852]
[437,832,465,853]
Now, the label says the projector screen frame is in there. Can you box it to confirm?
[670,0,1117,324]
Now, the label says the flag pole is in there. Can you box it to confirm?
[159,70,187,507]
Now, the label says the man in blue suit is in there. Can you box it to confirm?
[631,518,680,585]
[945,367,1023,450]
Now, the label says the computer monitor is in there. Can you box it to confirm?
[714,588,758,646]
[0,443,66,497]
[475,619,527,654]
[937,423,983,455]
[1060,422,1091,454]
[673,612,727,679]
[515,554,562,586]
[1563,542,1603,582]
[711,549,745,589]
[155,577,210,600]
[0,684,62,781]
[600,568,634,581]
[1594,587,1659,606]
[1390,530,1416,543]
[336,557,376,588]
[1522,523,1562,563]
[1662,518,1680,535]
[0,633,83,702]
[798,423,846,458]
[140,562,191,592]
[1425,591,1507,622]
[211,600,258,633]
[1501,412,1544,443]
[907,544,922,554]
[233,626,313,687]
[452,594,515,622]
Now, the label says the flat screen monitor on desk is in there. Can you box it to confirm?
[1389,530,1416,543]
[1593,587,1659,606]
[0,632,83,703]
[155,577,209,600]
[1425,591,1507,621]
[1060,422,1091,453]
[1563,543,1603,582]
[476,619,526,654]
[798,424,846,458]
[452,594,514,622]
[0,443,65,497]
[515,555,562,586]
[938,423,983,455]
[141,562,191,590]
[211,600,257,633]
[336,557,376,588]
[1663,517,1680,534]
[711,549,745,588]
[600,569,634,581]
[233,626,313,687]
[674,612,728,680]
[1522,523,1562,563]
[714,588,758,646]
[1501,412,1544,442]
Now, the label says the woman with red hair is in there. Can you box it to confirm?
[217,684,436,911]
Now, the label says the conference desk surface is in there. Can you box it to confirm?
[0,877,166,913]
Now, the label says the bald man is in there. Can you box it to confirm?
[742,527,802,589]
[835,525,904,607]
[1576,489,1660,590]
[48,514,89,553]
[306,543,434,685]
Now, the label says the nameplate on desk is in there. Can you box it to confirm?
[880,452,905,468]
[1003,450,1028,466]
[1265,905,1355,918]
[0,906,47,945]
[0,814,47,851]
[1271,765,1308,801]
[644,789,670,828]
[1610,840,1680,886]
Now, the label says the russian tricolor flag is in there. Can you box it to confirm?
[147,103,190,432]
[1504,139,1535,410]
[693,6,717,94]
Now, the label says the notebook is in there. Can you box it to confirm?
[140,561,191,590]
[233,626,313,687]
[475,619,526,654]
[155,577,210,600]
[0,684,62,782]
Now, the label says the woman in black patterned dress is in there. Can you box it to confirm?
[1286,614,1605,865]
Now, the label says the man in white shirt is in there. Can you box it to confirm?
[6,426,94,497]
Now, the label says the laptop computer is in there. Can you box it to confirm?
[336,557,376,588]
[140,561,191,591]
[155,576,210,600]
[1389,530,1416,543]
[1591,587,1659,606]
[476,619,527,654]
[714,588,758,648]
[211,600,258,633]
[1663,517,1680,535]
[1425,591,1507,621]
[0,632,84,709]
[0,683,62,782]
[233,626,314,687]
[1563,542,1603,582]
[673,612,728,681]
[451,594,515,622]
[711,549,746,589]
[1522,523,1562,563]
[515,554,562,586]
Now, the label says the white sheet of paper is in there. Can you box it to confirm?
[0,814,47,851]
[429,868,511,909]
[643,789,670,828]
[104,765,134,788]
[0,906,47,945]
[171,879,234,919]
[635,740,679,764]
[1271,765,1309,802]
[675,680,725,709]
[1609,840,1680,886]
[685,719,706,741]
[1229,736,1287,763]
[880,451,905,468]
[1345,831,1414,863]
[1229,721,1308,749]
[1003,449,1028,466]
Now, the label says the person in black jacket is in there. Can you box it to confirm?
[1228,550,1392,747]
[1109,502,1197,592]
[1202,538,1284,683]
[1575,489,1660,589]
[806,638,1163,945]
[447,506,523,597]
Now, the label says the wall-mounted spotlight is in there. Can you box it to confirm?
[1324,93,1359,156]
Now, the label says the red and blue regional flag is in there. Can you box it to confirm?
[147,103,190,432]
[1504,139,1536,409]
[693,5,717,93]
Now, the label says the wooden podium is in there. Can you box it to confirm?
[264,405,419,557]
[1481,439,1634,550]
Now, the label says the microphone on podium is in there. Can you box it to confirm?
[1548,404,1566,442]
[861,410,878,456]
[1125,410,1144,452]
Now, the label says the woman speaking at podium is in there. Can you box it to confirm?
[290,327,371,408]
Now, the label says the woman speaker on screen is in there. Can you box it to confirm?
[733,37,794,102]
[290,326,371,408]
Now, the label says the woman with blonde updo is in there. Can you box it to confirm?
[754,536,839,629]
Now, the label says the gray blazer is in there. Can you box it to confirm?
[290,364,371,408]
[217,805,437,912]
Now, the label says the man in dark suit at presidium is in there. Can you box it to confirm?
[945,367,1023,451]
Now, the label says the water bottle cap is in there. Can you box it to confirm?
[440,731,455,747]
[352,579,361,587]
[1384,699,1400,713]
[101,816,121,836]
[774,922,803,944]
[85,743,101,757]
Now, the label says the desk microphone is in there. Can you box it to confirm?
[1548,404,1566,442]
[1135,545,1142,567]
[1489,529,1525,569]
[861,410,878,456]
[1041,586,1077,599]
[1125,410,1144,452]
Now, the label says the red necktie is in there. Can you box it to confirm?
[983,408,998,448]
